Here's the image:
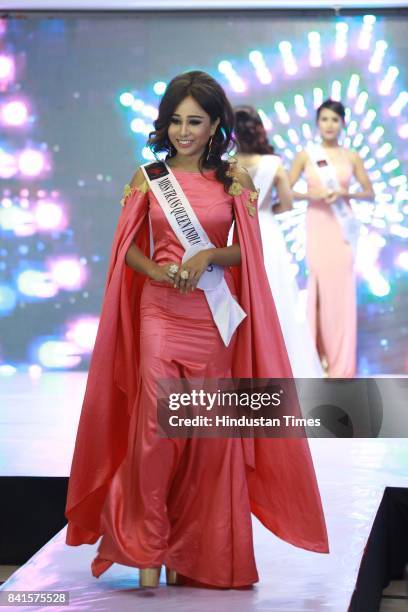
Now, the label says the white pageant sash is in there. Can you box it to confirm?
[307,142,360,257]
[141,161,246,346]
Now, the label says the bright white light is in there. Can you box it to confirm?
[66,317,99,351]
[302,123,313,140]
[369,126,384,144]
[50,258,85,290]
[347,74,360,99]
[398,123,408,138]
[119,92,134,107]
[287,129,299,144]
[37,340,81,369]
[379,66,399,96]
[218,60,232,73]
[382,159,400,173]
[313,87,323,108]
[294,94,307,117]
[18,150,46,177]
[395,251,408,271]
[130,118,146,133]
[218,60,246,92]
[347,120,358,137]
[1,100,28,126]
[142,104,158,120]
[331,80,342,101]
[28,365,43,380]
[257,108,273,130]
[352,134,364,148]
[279,41,298,75]
[335,22,348,59]
[389,92,408,117]
[273,134,286,149]
[308,31,322,67]
[35,201,65,231]
[363,15,376,25]
[0,55,15,81]
[274,101,290,124]
[17,270,58,298]
[361,109,376,130]
[153,81,166,95]
[0,365,17,377]
[389,175,407,187]
[376,143,392,159]
[368,40,387,73]
[359,15,376,50]
[0,149,18,178]
[369,273,390,297]
[131,98,144,111]
[354,91,368,115]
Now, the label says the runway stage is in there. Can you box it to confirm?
[0,373,407,611]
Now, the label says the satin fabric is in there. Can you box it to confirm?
[247,155,323,377]
[304,150,356,377]
[65,169,329,587]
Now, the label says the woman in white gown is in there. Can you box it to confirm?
[233,105,323,377]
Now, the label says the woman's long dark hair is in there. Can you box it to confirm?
[148,70,235,193]
[233,105,275,155]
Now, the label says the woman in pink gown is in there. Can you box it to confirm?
[289,99,374,378]
[65,71,328,589]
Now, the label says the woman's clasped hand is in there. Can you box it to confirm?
[150,249,212,294]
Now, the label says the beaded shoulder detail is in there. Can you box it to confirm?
[226,160,259,216]
[120,180,149,207]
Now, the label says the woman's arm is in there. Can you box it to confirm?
[288,150,329,202]
[124,168,176,285]
[324,151,375,205]
[272,163,293,213]
[288,150,306,201]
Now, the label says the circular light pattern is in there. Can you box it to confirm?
[34,201,66,231]
[36,339,81,369]
[1,100,28,126]
[49,258,86,290]
[18,149,46,177]
[153,81,167,95]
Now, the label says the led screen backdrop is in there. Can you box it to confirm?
[0,11,407,375]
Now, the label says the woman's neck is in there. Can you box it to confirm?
[321,139,340,149]
[167,153,202,172]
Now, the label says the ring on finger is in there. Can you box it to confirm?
[180,269,189,280]
[168,263,179,277]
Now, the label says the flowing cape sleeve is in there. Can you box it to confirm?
[231,186,329,554]
[65,186,150,545]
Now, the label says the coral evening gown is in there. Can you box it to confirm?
[65,167,329,587]
[304,148,356,377]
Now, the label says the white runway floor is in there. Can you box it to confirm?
[1,373,407,611]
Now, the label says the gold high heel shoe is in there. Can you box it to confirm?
[139,566,161,588]
[165,567,179,585]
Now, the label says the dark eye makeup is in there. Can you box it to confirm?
[170,118,203,126]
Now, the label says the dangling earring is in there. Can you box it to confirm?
[165,138,175,156]
[206,136,214,162]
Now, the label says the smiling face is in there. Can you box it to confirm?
[317,107,344,142]
[167,95,220,162]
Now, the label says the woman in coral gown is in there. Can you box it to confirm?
[65,71,328,589]
[233,105,323,377]
[289,99,374,378]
